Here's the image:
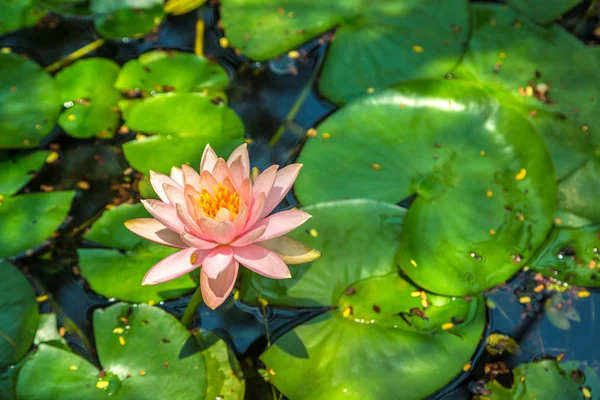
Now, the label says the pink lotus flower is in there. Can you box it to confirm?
[125,143,320,309]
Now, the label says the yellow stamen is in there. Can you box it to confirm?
[196,183,239,219]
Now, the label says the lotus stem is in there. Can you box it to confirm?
[45,39,106,73]
[180,286,203,327]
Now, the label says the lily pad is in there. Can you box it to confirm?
[506,0,583,25]
[241,200,485,399]
[38,0,91,17]
[0,151,50,197]
[294,79,556,296]
[79,203,194,303]
[115,50,229,97]
[16,303,209,399]
[0,262,38,371]
[557,152,600,225]
[33,314,68,350]
[220,0,469,104]
[90,0,164,40]
[0,0,45,34]
[529,224,600,286]
[0,191,76,259]
[55,58,121,139]
[0,53,61,149]
[476,359,584,399]
[456,4,600,147]
[122,93,244,175]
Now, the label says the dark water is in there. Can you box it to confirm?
[2,2,599,399]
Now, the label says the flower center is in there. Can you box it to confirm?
[197,183,239,219]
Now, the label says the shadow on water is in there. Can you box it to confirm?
[2,2,600,399]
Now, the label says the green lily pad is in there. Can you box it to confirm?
[79,203,194,303]
[16,303,209,399]
[476,359,584,399]
[0,191,76,258]
[563,361,600,399]
[115,50,229,97]
[557,152,600,225]
[122,93,244,175]
[243,200,484,399]
[83,203,150,251]
[544,293,581,331]
[0,151,50,197]
[0,262,38,371]
[529,224,600,286]
[38,0,91,16]
[506,0,583,25]
[91,0,164,40]
[294,79,556,296]
[0,53,61,149]
[0,0,45,34]
[55,58,121,139]
[456,4,600,147]
[220,0,469,104]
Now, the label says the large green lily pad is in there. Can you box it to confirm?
[0,262,38,371]
[55,58,121,139]
[197,331,245,400]
[0,0,45,34]
[294,79,556,296]
[506,0,583,25]
[0,191,76,259]
[456,4,600,147]
[557,152,600,225]
[16,303,210,399]
[529,224,600,286]
[90,0,164,40]
[476,359,584,399]
[122,93,244,175]
[0,53,61,149]
[79,203,194,303]
[220,0,469,104]
[115,50,229,97]
[0,151,50,197]
[241,200,485,399]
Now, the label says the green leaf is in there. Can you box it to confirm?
[0,151,50,197]
[0,262,38,370]
[16,303,213,399]
[261,272,485,400]
[115,50,229,97]
[0,53,61,149]
[55,58,121,139]
[506,0,583,25]
[476,360,584,399]
[456,4,600,148]
[529,224,600,286]
[0,0,45,35]
[220,0,470,104]
[122,93,244,175]
[91,0,165,40]
[33,314,68,350]
[563,361,600,399]
[294,79,556,296]
[38,0,91,16]
[241,199,406,307]
[557,153,600,225]
[83,203,150,251]
[78,243,194,303]
[0,191,76,259]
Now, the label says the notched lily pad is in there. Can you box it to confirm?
[0,151,50,197]
[91,0,164,40]
[295,79,556,296]
[529,224,600,286]
[557,152,600,225]
[55,58,121,139]
[0,0,45,34]
[0,53,61,149]
[220,0,469,104]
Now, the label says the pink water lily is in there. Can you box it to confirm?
[125,143,320,309]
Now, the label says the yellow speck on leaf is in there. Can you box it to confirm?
[555,218,562,225]
[46,152,59,164]
[36,295,49,303]
[582,387,592,398]
[420,298,429,308]
[480,150,485,156]
[520,375,525,382]
[578,290,591,298]
[219,37,229,48]
[413,45,423,53]
[514,168,527,180]
[525,86,533,97]
[342,307,352,318]
[139,370,147,376]
[70,365,78,371]
[59,327,66,336]
[489,229,496,236]
[519,296,531,304]
[322,132,331,139]
[306,128,317,137]
[119,336,126,345]
[367,87,375,94]
[463,362,471,372]
[113,328,124,334]
[0,195,3,202]
[268,369,276,376]
[590,260,597,269]
[441,322,454,330]
[309,229,318,237]
[67,114,76,121]
[288,11,295,18]
[288,50,300,59]
[372,163,381,170]
[148,300,155,306]
[410,259,417,267]
[96,381,109,389]
[499,52,506,59]
[486,190,493,197]
[258,298,269,307]
[410,291,422,297]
